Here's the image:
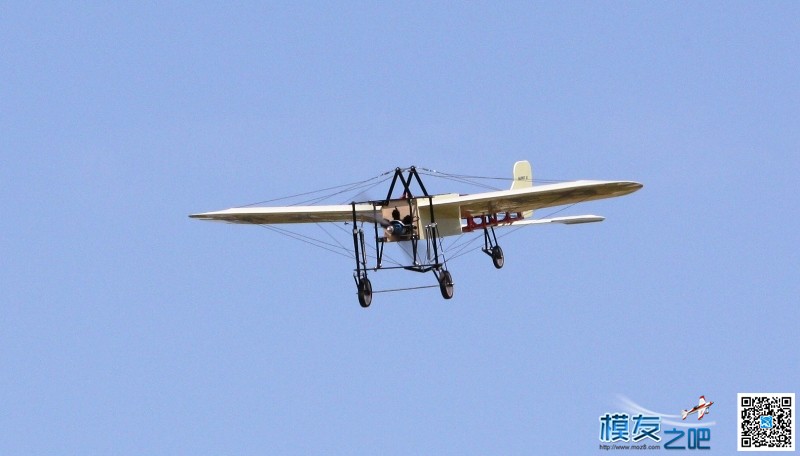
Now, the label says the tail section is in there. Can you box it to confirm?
[681,410,689,420]
[511,160,534,218]
[511,160,532,190]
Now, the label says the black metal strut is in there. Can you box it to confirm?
[351,166,451,304]
[351,203,367,284]
[482,224,499,252]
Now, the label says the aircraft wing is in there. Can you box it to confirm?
[698,408,705,420]
[189,203,379,224]
[190,180,641,225]
[431,180,643,218]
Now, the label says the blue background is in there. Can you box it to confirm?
[2,2,798,454]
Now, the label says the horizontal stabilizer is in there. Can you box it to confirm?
[502,214,605,227]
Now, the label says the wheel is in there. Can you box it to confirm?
[357,278,372,308]
[438,270,454,300]
[491,245,504,269]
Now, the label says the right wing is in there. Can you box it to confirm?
[430,180,643,218]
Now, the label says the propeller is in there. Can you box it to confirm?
[364,216,407,235]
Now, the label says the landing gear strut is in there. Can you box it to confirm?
[482,226,504,269]
[350,166,453,308]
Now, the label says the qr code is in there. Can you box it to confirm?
[738,393,795,451]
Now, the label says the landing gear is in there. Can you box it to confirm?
[350,166,455,307]
[490,245,504,269]
[482,226,504,269]
[437,269,454,299]
[357,278,372,308]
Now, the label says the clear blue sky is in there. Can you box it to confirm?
[2,2,798,454]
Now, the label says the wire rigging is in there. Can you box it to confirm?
[249,166,591,267]
[444,199,589,263]
[298,174,393,206]
[417,167,568,185]
[417,170,503,191]
[236,170,394,208]
[258,224,352,259]
[372,284,439,294]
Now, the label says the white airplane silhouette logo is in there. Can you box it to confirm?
[682,396,714,420]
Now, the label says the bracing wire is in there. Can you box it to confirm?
[338,174,395,204]
[261,223,399,266]
[372,284,439,294]
[299,174,393,206]
[314,223,350,253]
[237,170,394,207]
[444,200,589,263]
[249,165,587,269]
[329,222,406,267]
[258,225,353,259]
[417,170,503,191]
[442,233,484,263]
[417,167,568,186]
[242,169,401,266]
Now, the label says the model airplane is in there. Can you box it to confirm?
[682,396,714,420]
[191,161,642,307]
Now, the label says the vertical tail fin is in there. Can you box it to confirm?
[510,160,532,190]
[511,160,534,218]
[681,410,689,420]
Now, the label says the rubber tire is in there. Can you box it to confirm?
[358,278,372,308]
[438,270,454,300]
[491,245,504,269]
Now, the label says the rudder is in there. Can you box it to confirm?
[511,160,532,190]
[511,160,533,218]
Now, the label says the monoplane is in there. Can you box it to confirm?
[190,161,642,307]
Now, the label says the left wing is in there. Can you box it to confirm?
[189,203,379,224]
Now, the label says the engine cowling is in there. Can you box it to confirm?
[386,220,408,236]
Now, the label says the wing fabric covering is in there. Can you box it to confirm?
[189,180,642,225]
[189,204,378,224]
[436,180,642,218]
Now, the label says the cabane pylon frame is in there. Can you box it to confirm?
[350,166,453,307]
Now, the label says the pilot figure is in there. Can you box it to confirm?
[392,206,413,227]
